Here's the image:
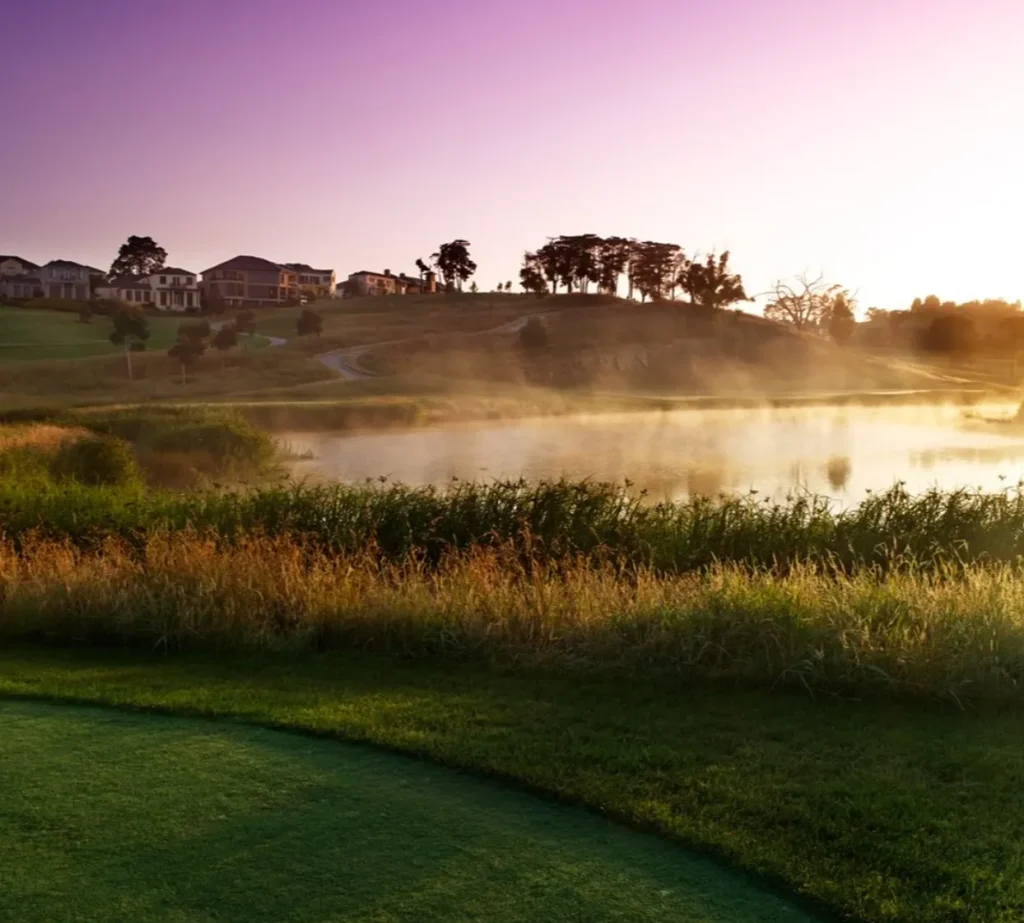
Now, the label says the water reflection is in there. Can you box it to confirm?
[283,402,1024,502]
[825,456,852,492]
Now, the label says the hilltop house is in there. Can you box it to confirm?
[0,255,39,277]
[200,256,299,307]
[346,269,438,297]
[282,263,336,298]
[95,267,200,311]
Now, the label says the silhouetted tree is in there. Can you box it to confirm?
[629,241,681,302]
[519,252,549,297]
[415,258,430,279]
[109,306,150,380]
[592,237,632,296]
[534,239,575,294]
[764,273,845,330]
[552,234,603,293]
[679,252,748,310]
[109,235,167,279]
[430,240,477,291]
[504,281,512,293]
[470,280,478,294]
[296,308,324,338]
[824,292,856,344]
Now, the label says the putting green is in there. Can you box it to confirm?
[0,701,817,922]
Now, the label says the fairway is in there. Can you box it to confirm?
[0,307,181,361]
[0,700,814,923]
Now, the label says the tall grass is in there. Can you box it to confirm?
[3,530,1024,700]
[5,479,1024,571]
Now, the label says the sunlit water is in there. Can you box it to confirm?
[282,402,1024,502]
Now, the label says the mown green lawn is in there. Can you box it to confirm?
[0,307,181,361]
[1,698,812,923]
[2,646,1022,923]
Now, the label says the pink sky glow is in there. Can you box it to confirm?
[3,0,1024,311]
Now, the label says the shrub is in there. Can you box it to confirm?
[79,407,275,479]
[50,436,140,487]
[518,317,549,353]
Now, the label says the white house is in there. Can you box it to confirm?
[97,266,200,311]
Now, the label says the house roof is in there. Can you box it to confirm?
[151,266,195,276]
[44,259,95,271]
[202,255,290,275]
[350,270,423,282]
[0,256,39,270]
[283,262,334,275]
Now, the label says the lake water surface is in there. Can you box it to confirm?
[283,402,1024,502]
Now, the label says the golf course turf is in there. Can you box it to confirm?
[5,647,1024,922]
[1,698,816,923]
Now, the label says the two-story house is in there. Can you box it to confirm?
[346,269,439,297]
[201,256,299,306]
[96,266,200,311]
[0,256,39,277]
[0,254,44,299]
[38,260,93,300]
[282,263,336,298]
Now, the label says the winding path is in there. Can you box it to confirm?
[1,699,819,923]
[316,314,544,381]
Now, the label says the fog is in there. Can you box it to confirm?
[282,401,1024,502]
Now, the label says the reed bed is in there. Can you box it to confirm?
[3,529,1024,700]
[4,479,1024,572]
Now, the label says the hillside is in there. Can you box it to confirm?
[0,294,1009,413]
[360,298,981,397]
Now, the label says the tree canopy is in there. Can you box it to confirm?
[109,236,167,279]
[431,240,477,291]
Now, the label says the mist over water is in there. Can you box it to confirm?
[283,402,1024,502]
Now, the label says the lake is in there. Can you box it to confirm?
[282,401,1024,502]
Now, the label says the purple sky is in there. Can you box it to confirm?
[4,0,1023,309]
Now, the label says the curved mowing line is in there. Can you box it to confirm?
[0,700,820,923]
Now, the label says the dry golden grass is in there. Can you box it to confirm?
[0,423,88,451]
[5,529,1024,699]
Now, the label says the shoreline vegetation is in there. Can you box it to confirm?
[5,407,1024,703]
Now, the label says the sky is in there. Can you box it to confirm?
[3,0,1023,312]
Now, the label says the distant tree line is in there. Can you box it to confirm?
[861,296,1024,358]
[518,235,749,309]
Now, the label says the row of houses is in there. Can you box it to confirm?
[0,256,103,301]
[1,252,441,311]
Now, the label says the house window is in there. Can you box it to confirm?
[160,291,168,307]
[144,291,152,302]
[186,292,193,307]
[160,276,167,284]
